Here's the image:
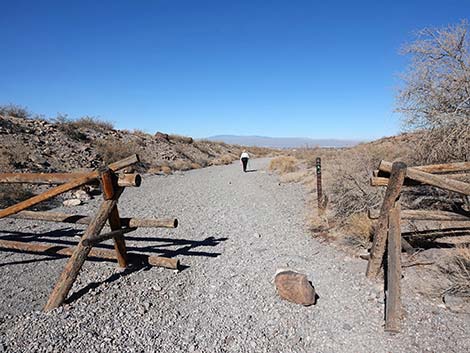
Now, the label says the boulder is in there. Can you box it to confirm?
[155,132,170,141]
[73,189,92,201]
[275,270,316,306]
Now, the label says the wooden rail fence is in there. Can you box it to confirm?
[366,160,470,333]
[0,154,180,311]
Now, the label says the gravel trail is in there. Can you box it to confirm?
[0,158,469,352]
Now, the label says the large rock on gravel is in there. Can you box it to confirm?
[275,270,316,306]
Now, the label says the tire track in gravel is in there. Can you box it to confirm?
[1,158,469,352]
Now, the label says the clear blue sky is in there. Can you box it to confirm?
[0,1,467,140]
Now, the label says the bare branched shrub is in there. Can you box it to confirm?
[53,114,88,141]
[397,20,470,163]
[73,116,114,131]
[269,156,299,174]
[440,246,470,297]
[0,104,30,119]
[95,139,143,165]
[329,150,384,220]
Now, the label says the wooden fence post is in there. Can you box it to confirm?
[366,162,406,278]
[44,191,122,311]
[385,202,402,332]
[100,169,128,268]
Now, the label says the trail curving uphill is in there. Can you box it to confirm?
[0,158,468,352]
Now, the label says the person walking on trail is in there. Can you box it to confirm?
[240,150,250,172]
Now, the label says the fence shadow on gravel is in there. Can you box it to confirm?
[0,230,228,266]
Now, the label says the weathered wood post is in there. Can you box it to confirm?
[100,168,128,268]
[385,202,402,332]
[44,184,123,311]
[316,157,323,211]
[366,162,406,278]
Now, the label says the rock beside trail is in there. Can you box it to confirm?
[63,199,82,207]
[275,270,316,306]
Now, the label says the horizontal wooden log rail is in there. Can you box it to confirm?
[375,161,470,176]
[9,210,178,229]
[0,155,140,220]
[0,171,142,187]
[368,209,470,221]
[379,161,470,196]
[0,239,179,269]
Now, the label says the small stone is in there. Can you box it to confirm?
[342,323,353,331]
[73,189,92,201]
[275,270,316,306]
[254,232,261,238]
[63,199,82,207]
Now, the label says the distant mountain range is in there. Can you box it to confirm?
[206,135,361,148]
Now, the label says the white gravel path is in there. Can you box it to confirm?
[0,158,469,352]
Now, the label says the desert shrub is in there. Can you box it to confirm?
[329,150,384,221]
[73,116,114,131]
[190,162,202,169]
[211,154,235,166]
[171,159,192,171]
[53,114,89,141]
[132,129,151,138]
[341,213,373,248]
[397,20,470,164]
[269,156,299,174]
[440,246,470,297]
[0,104,30,119]
[411,122,470,164]
[0,184,35,208]
[95,139,143,165]
[169,134,193,144]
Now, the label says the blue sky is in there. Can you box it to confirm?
[0,1,467,140]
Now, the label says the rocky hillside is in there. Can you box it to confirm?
[0,114,271,174]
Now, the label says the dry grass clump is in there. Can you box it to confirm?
[95,139,143,165]
[211,154,235,166]
[53,115,114,141]
[72,116,114,131]
[0,184,35,208]
[171,160,193,171]
[440,246,470,297]
[169,134,193,144]
[148,165,172,175]
[341,213,373,248]
[279,171,308,184]
[269,156,299,174]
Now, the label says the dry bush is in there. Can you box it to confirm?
[212,154,235,166]
[440,246,470,297]
[0,184,35,208]
[190,162,202,169]
[169,134,193,144]
[329,150,384,221]
[411,121,469,164]
[171,160,193,171]
[95,139,143,165]
[0,104,30,119]
[73,116,114,131]
[269,156,299,174]
[340,213,373,248]
[148,165,173,175]
[131,129,151,138]
[397,20,470,164]
[53,115,113,141]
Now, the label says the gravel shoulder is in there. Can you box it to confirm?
[0,158,469,353]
